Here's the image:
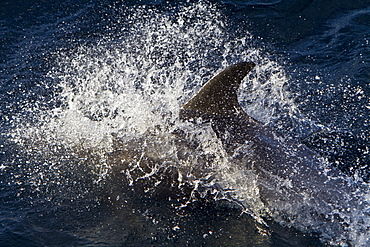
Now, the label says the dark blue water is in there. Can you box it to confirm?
[1,0,369,246]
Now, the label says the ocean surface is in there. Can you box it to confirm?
[1,0,369,246]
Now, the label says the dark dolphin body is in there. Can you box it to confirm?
[179,62,367,244]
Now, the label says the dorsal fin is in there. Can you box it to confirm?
[180,62,255,121]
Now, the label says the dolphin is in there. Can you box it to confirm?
[179,62,367,244]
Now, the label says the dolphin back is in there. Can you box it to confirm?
[180,62,255,121]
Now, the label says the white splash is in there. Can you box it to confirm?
[8,2,370,246]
